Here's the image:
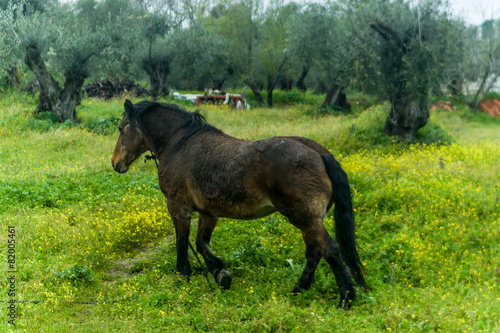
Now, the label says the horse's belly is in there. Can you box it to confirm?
[240,203,277,220]
[205,199,276,220]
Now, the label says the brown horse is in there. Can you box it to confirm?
[111,100,368,309]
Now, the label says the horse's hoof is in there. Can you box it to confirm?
[215,269,232,289]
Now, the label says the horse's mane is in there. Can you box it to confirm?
[129,100,222,150]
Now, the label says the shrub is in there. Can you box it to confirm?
[415,119,454,145]
[83,116,121,135]
[37,111,60,122]
[52,264,94,286]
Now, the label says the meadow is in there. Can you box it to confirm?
[0,91,499,332]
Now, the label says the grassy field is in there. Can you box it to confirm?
[0,92,499,332]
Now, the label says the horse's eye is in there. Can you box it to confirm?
[118,126,123,132]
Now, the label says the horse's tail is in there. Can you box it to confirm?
[321,154,368,290]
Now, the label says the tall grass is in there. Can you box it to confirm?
[0,94,498,332]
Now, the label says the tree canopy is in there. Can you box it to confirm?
[1,0,499,139]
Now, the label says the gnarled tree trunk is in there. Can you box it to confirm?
[142,57,170,99]
[246,81,264,106]
[320,82,351,111]
[6,64,22,90]
[296,66,309,92]
[369,20,430,142]
[384,98,429,142]
[25,44,85,122]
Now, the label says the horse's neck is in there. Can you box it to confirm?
[142,112,187,157]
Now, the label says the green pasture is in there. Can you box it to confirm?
[0,92,499,332]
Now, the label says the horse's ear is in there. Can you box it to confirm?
[124,99,134,115]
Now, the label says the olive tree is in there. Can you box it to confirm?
[168,22,229,90]
[0,0,56,89]
[131,0,189,97]
[208,0,266,105]
[357,0,456,141]
[287,3,354,110]
[460,19,500,110]
[257,0,297,107]
[18,0,132,121]
[286,3,325,93]
[140,14,173,97]
[0,3,22,85]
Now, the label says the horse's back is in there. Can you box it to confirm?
[162,133,332,220]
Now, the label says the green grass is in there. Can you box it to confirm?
[0,93,499,332]
[431,106,500,143]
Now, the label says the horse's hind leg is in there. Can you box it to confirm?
[324,231,356,309]
[196,213,231,289]
[291,221,326,294]
[291,221,356,309]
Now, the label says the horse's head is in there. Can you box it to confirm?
[111,100,149,173]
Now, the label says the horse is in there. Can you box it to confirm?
[111,99,368,309]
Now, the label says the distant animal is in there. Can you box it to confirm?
[111,100,368,309]
[236,92,249,110]
[224,92,250,110]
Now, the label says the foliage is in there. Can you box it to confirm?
[484,90,500,101]
[248,89,321,106]
[256,0,297,106]
[168,22,229,90]
[0,93,498,331]
[83,116,121,135]
[352,0,459,141]
[414,119,454,144]
[18,0,133,81]
[206,0,266,103]
[287,3,352,91]
[36,111,59,122]
[0,2,23,76]
[52,264,94,286]
[460,19,500,109]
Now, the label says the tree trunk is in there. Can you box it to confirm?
[384,98,429,142]
[145,62,170,98]
[320,82,351,111]
[267,75,276,108]
[320,82,342,109]
[296,66,309,92]
[265,59,286,108]
[25,44,61,114]
[57,75,84,121]
[6,64,22,90]
[447,77,462,96]
[25,44,84,122]
[149,69,168,98]
[247,81,264,106]
[369,20,429,141]
[267,87,273,108]
[212,79,226,90]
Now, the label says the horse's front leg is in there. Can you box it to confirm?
[196,213,232,289]
[168,201,193,278]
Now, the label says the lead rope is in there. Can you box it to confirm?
[188,241,215,289]
[144,149,214,289]
[144,149,158,168]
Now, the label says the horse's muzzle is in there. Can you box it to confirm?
[112,160,128,173]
